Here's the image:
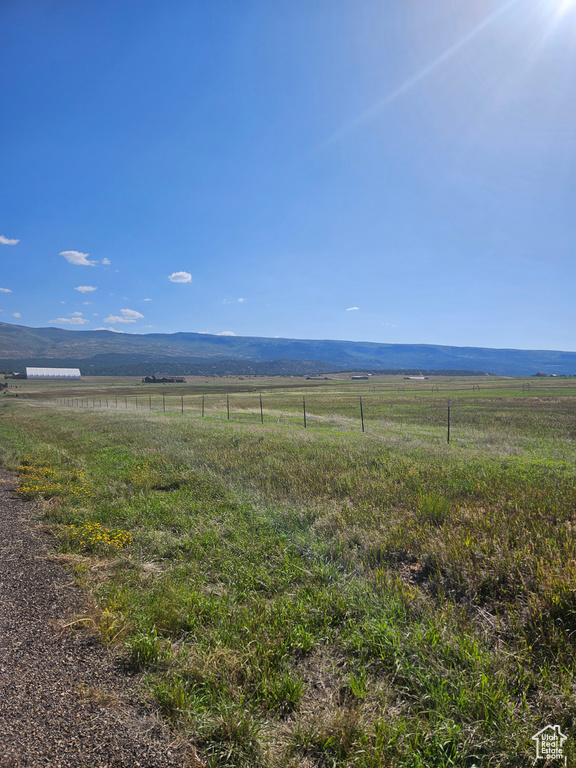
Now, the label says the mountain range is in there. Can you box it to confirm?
[1,321,575,376]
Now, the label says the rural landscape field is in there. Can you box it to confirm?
[2,374,575,766]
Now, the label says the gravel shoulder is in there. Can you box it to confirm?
[0,468,197,768]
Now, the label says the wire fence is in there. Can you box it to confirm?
[35,391,576,447]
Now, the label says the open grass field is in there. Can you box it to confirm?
[1,375,576,766]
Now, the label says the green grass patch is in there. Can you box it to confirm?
[1,389,575,767]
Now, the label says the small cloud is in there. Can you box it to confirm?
[168,271,192,283]
[222,299,231,304]
[60,250,97,266]
[94,326,124,333]
[49,315,88,325]
[60,301,65,304]
[75,285,97,293]
[102,257,111,265]
[103,308,144,324]
[12,312,21,318]
[238,298,245,303]
[346,306,359,311]
[0,235,19,245]
[143,298,152,302]
[217,331,236,336]
[0,287,12,293]
[82,301,92,305]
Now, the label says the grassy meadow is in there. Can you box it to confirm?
[1,375,576,767]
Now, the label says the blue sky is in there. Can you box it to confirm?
[1,0,576,350]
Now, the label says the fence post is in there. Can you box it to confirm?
[227,395,230,420]
[360,396,365,433]
[163,394,166,413]
[260,393,263,424]
[447,399,451,444]
[181,395,184,414]
[149,395,152,411]
[303,396,307,428]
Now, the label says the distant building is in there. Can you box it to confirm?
[142,375,186,383]
[404,376,427,380]
[26,367,81,379]
[351,375,369,380]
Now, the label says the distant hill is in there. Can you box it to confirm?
[0,321,575,376]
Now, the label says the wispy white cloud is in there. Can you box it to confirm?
[94,327,124,333]
[49,314,89,325]
[0,235,19,245]
[217,331,236,336]
[0,287,12,293]
[12,312,21,318]
[346,306,359,311]
[168,271,192,283]
[238,298,245,303]
[222,299,231,304]
[102,257,111,265]
[143,298,152,302]
[103,308,144,324]
[60,250,97,266]
[74,285,97,293]
[82,301,92,305]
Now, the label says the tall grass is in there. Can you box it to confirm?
[1,390,575,767]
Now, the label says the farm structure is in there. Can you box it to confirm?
[26,367,81,379]
[142,375,186,383]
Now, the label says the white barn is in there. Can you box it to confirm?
[26,367,81,379]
